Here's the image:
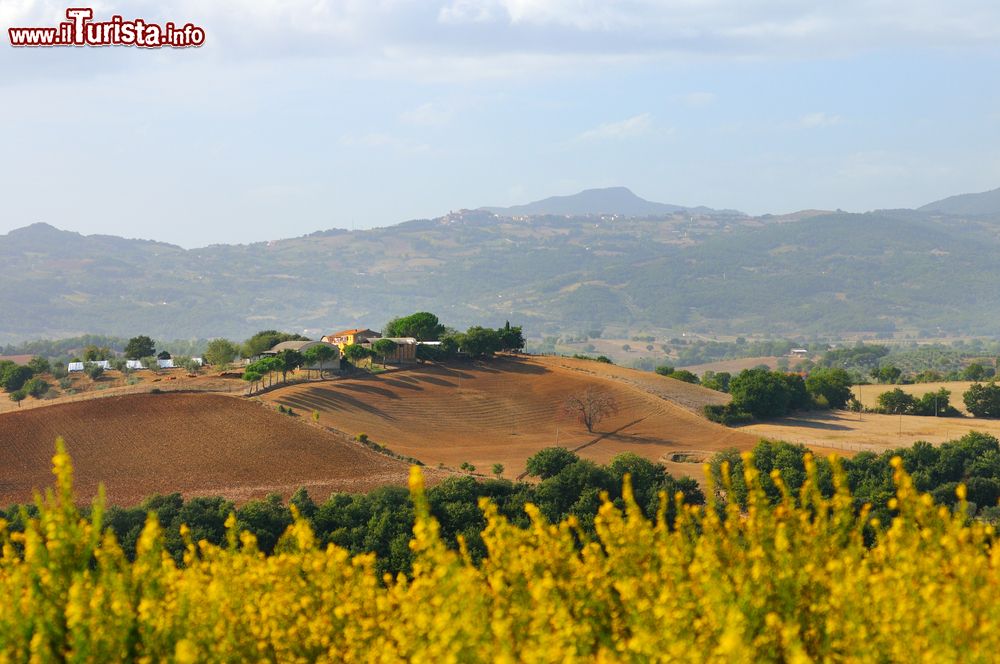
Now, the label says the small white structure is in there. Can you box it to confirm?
[68,362,85,372]
[191,357,204,366]
[92,360,111,370]
[125,360,144,370]
[790,349,809,358]
[157,359,175,370]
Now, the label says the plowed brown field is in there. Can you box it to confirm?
[0,393,423,506]
[261,356,778,483]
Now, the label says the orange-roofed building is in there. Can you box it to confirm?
[322,328,382,351]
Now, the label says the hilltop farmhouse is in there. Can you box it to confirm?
[322,329,381,351]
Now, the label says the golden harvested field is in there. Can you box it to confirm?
[0,392,426,506]
[852,381,976,414]
[742,408,1000,453]
[262,355,814,483]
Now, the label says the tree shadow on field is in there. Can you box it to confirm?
[768,416,852,431]
[491,358,548,375]
[337,383,402,400]
[602,432,675,447]
[379,378,424,392]
[413,375,457,388]
[277,387,394,420]
[414,365,474,380]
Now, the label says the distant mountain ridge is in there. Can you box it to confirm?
[482,186,743,217]
[5,185,1000,343]
[920,187,1000,216]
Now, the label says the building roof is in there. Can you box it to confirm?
[265,340,341,355]
[327,328,380,338]
[378,337,417,344]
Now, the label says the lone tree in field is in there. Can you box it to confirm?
[563,388,619,433]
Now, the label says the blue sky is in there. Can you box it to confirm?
[2,0,999,246]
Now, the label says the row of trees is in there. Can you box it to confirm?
[0,449,701,578]
[242,345,340,393]
[869,382,1000,418]
[869,361,996,385]
[872,387,959,416]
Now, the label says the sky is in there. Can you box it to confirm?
[2,0,1000,247]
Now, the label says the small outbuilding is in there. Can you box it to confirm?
[361,337,418,364]
[68,362,85,372]
[262,340,341,371]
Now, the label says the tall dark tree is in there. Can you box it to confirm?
[497,322,526,352]
[805,368,853,409]
[384,312,445,341]
[125,335,156,360]
[729,368,792,419]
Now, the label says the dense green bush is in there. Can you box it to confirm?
[964,382,1000,418]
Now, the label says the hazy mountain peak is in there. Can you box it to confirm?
[919,187,1000,215]
[5,222,74,239]
[481,187,742,217]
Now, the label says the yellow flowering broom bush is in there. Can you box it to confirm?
[1,439,998,662]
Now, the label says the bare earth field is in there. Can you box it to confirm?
[852,381,976,414]
[0,392,426,506]
[742,409,1000,454]
[261,356,795,484]
[0,370,246,415]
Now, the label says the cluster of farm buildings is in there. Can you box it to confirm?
[256,328,427,368]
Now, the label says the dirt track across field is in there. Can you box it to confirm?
[0,392,428,506]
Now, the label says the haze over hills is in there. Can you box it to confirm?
[920,187,1000,216]
[3,186,1000,343]
[481,186,743,217]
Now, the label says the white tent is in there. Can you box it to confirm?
[92,360,111,370]
[157,359,175,369]
[125,360,144,370]
[68,362,84,372]
[191,357,204,366]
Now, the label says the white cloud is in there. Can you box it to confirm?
[799,112,843,128]
[577,113,652,141]
[7,0,1000,84]
[679,91,717,107]
[399,102,455,126]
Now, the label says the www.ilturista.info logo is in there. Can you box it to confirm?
[9,8,205,48]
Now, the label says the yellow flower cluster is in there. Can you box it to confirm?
[1,439,998,662]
